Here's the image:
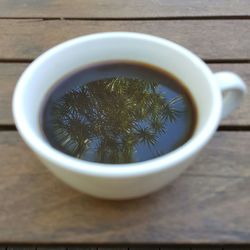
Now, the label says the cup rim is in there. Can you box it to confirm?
[13,32,222,178]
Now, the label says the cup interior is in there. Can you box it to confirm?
[13,32,222,172]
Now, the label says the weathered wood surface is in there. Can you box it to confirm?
[0,20,249,60]
[0,131,249,243]
[0,0,249,246]
[0,0,249,18]
[0,63,249,126]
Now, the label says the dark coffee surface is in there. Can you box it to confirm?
[41,61,197,164]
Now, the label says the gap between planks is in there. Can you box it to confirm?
[0,15,249,21]
[1,247,249,249]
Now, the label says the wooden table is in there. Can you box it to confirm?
[0,0,249,247]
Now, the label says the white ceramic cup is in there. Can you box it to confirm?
[13,32,247,199]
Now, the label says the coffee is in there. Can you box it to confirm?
[41,61,197,164]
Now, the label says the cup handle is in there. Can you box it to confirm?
[214,71,247,119]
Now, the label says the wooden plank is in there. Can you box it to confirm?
[0,63,27,125]
[0,20,249,60]
[0,63,249,126]
[0,0,249,18]
[0,131,249,244]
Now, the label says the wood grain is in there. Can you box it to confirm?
[0,20,249,60]
[0,131,249,244]
[0,0,249,18]
[0,63,249,126]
